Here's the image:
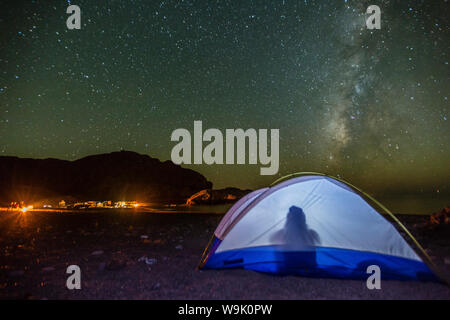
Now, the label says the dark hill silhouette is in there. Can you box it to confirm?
[0,151,212,204]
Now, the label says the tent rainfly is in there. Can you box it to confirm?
[199,173,440,282]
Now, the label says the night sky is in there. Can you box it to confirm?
[1,1,448,202]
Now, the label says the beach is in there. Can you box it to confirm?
[0,210,449,300]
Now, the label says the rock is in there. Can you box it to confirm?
[444,257,450,265]
[24,293,34,300]
[105,258,127,271]
[91,250,104,256]
[138,256,157,265]
[145,258,157,265]
[429,207,450,225]
[9,270,24,277]
[140,235,149,239]
[175,245,183,250]
[42,266,55,272]
[151,282,161,290]
[186,187,250,205]
[98,262,107,271]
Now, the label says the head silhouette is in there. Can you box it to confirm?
[287,206,307,230]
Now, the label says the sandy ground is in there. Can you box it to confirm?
[0,210,449,300]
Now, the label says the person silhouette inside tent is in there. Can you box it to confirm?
[271,206,320,275]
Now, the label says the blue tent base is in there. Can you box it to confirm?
[203,242,439,282]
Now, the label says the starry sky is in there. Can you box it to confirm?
[0,1,449,207]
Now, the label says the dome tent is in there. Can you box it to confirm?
[198,173,440,282]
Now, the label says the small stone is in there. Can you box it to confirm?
[138,256,157,265]
[42,266,55,272]
[151,282,161,290]
[145,258,157,265]
[175,245,183,250]
[444,257,450,265]
[9,270,25,277]
[140,235,149,239]
[105,258,126,271]
[98,262,107,271]
[91,250,104,256]
[24,293,34,300]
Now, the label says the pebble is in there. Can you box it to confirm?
[140,235,149,239]
[151,282,161,290]
[9,270,25,277]
[175,245,183,250]
[98,262,107,271]
[145,258,157,265]
[42,266,55,272]
[138,256,157,265]
[105,259,127,271]
[444,257,450,265]
[91,250,104,256]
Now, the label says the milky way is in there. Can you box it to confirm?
[0,1,448,208]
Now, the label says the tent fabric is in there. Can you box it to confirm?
[204,241,436,281]
[214,188,268,239]
[200,175,438,281]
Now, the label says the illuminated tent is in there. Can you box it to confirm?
[199,173,440,281]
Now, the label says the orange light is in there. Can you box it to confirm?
[20,205,33,213]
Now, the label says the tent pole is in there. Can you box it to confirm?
[197,234,216,270]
